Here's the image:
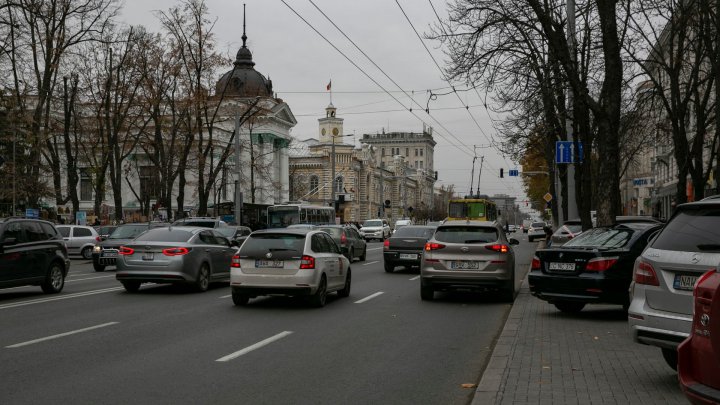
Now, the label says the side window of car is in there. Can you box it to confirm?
[24,221,47,242]
[57,227,70,237]
[40,222,59,239]
[74,227,92,237]
[3,222,26,243]
[211,231,230,247]
[323,234,341,254]
[198,231,217,245]
[311,234,324,252]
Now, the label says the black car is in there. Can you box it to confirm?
[0,218,70,294]
[383,225,437,273]
[216,226,252,247]
[317,224,367,262]
[92,222,170,272]
[529,222,662,313]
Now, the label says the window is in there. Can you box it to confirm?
[406,148,409,156]
[24,221,46,242]
[420,161,423,169]
[40,223,59,239]
[334,175,344,193]
[310,175,319,194]
[80,168,93,201]
[381,148,385,157]
[312,234,329,252]
[415,161,419,168]
[323,233,341,254]
[415,149,418,156]
[139,166,158,201]
[420,149,423,156]
[73,227,92,237]
[3,222,25,243]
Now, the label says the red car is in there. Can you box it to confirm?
[678,269,720,404]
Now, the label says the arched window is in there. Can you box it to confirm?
[310,175,319,194]
[334,175,344,193]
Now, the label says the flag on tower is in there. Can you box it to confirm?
[326,80,332,91]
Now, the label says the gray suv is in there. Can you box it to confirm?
[628,198,719,370]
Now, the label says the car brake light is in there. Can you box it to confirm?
[633,258,659,286]
[95,236,101,242]
[162,247,190,256]
[119,246,134,255]
[486,244,509,253]
[585,257,618,272]
[383,239,390,251]
[531,256,541,270]
[424,242,446,251]
[231,255,241,268]
[341,232,347,245]
[300,255,315,269]
[694,269,716,298]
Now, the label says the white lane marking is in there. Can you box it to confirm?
[409,276,420,281]
[0,287,125,310]
[219,294,231,299]
[66,275,115,283]
[354,291,384,304]
[362,261,379,266]
[367,247,383,251]
[216,331,293,362]
[7,322,119,348]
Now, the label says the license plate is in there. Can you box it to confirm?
[450,261,480,270]
[255,259,284,268]
[674,274,699,291]
[101,251,117,257]
[399,254,418,260]
[549,262,575,271]
[142,252,154,261]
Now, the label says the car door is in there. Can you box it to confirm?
[0,222,30,282]
[23,221,50,278]
[211,230,235,279]
[198,231,222,274]
[311,233,338,288]
[321,233,344,288]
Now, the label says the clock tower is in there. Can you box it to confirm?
[318,103,343,143]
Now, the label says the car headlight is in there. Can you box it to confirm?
[93,245,101,253]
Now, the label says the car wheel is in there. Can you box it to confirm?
[554,301,585,313]
[346,247,354,262]
[195,263,210,292]
[81,246,93,260]
[420,282,434,301]
[359,246,367,261]
[41,262,65,294]
[232,291,250,306]
[122,281,141,293]
[661,348,678,371]
[310,276,328,307]
[384,262,394,273]
[338,269,351,298]
[93,262,105,272]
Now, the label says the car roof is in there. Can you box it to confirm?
[439,220,496,227]
[251,228,312,236]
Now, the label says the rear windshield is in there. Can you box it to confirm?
[434,226,498,244]
[134,228,193,242]
[532,222,545,228]
[109,225,149,239]
[363,220,382,227]
[318,227,343,238]
[564,228,632,249]
[394,227,435,239]
[652,207,720,252]
[562,224,582,234]
[240,234,306,254]
[57,226,70,237]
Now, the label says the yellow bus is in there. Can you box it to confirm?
[447,198,498,221]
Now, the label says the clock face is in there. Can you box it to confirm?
[332,128,339,136]
[321,128,326,135]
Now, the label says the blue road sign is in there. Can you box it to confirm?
[25,208,39,219]
[509,169,519,176]
[555,141,584,164]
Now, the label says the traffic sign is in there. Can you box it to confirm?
[543,193,553,203]
[509,169,519,176]
[25,208,39,218]
[555,141,584,164]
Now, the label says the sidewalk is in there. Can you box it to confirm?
[472,279,688,404]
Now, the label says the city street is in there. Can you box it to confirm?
[0,237,535,404]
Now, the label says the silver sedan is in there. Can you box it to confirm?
[115,227,236,292]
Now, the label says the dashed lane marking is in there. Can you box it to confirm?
[354,291,384,304]
[216,331,293,362]
[0,287,125,310]
[362,261,379,266]
[6,322,119,348]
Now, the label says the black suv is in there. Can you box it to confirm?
[0,218,70,294]
[92,222,170,272]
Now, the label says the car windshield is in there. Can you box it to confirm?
[434,226,498,244]
[363,220,382,227]
[318,227,343,238]
[532,222,545,228]
[559,224,582,234]
[240,234,305,254]
[652,207,720,252]
[108,225,149,239]
[563,228,632,249]
[394,227,435,239]
[134,228,193,242]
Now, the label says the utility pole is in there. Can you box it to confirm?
[331,133,336,211]
[234,111,242,224]
[380,169,384,218]
[476,156,484,196]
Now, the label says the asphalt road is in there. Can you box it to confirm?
[0,233,537,405]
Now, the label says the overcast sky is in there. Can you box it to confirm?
[120,0,534,214]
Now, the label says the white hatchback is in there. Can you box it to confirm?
[230,229,351,307]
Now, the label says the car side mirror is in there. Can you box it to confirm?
[508,238,520,245]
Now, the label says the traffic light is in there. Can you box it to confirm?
[500,168,504,178]
[384,200,391,208]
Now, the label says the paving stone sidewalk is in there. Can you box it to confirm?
[472,278,688,404]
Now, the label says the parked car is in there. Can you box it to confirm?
[56,225,101,259]
[527,222,547,242]
[628,198,719,370]
[0,218,70,294]
[92,222,170,272]
[216,225,252,247]
[230,228,351,307]
[678,268,720,404]
[383,225,437,273]
[359,218,391,241]
[530,222,663,313]
[317,224,367,262]
[94,225,117,241]
[171,217,229,229]
[549,219,583,247]
[115,227,236,292]
[507,224,517,233]
[393,218,412,234]
[420,221,519,301]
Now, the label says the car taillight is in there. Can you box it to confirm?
[633,258,659,286]
[424,242,446,251]
[694,269,716,299]
[231,255,241,268]
[585,257,618,272]
[383,239,390,251]
[341,232,347,245]
[162,247,190,256]
[531,256,541,270]
[486,244,509,253]
[95,236,101,242]
[300,255,315,269]
[118,246,134,255]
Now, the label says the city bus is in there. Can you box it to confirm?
[267,203,335,228]
[447,197,498,221]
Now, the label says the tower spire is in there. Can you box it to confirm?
[242,3,247,48]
